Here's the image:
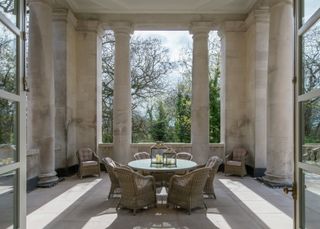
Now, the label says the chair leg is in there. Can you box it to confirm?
[203,201,208,210]
[212,192,216,199]
[133,209,136,216]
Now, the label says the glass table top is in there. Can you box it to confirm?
[128,159,197,172]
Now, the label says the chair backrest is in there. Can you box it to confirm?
[232,148,247,161]
[114,166,139,196]
[101,157,120,185]
[134,152,150,160]
[176,152,193,160]
[187,167,210,195]
[77,148,93,162]
[206,156,223,173]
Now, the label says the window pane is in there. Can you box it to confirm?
[301,19,320,94]
[302,171,320,229]
[0,0,17,25]
[301,0,320,25]
[0,21,17,94]
[0,98,17,167]
[0,170,16,229]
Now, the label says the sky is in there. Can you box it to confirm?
[133,31,193,87]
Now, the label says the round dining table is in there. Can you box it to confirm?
[128,159,197,173]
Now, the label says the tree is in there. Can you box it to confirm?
[0,24,16,145]
[302,23,320,143]
[150,101,168,142]
[101,31,176,142]
[175,82,191,142]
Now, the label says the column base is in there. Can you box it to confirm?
[260,172,292,188]
[37,171,59,188]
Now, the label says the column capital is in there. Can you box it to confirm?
[27,0,53,6]
[268,0,293,8]
[112,22,133,35]
[189,22,212,36]
[77,20,101,33]
[223,21,247,32]
[52,8,77,27]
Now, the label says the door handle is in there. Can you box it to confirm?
[283,182,297,200]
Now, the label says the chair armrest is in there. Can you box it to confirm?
[225,153,232,162]
[92,152,100,162]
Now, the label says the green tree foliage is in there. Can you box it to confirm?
[101,31,175,143]
[0,24,16,145]
[150,101,168,142]
[175,83,191,142]
[101,31,222,143]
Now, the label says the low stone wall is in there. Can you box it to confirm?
[98,143,225,162]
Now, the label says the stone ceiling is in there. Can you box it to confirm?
[65,0,257,14]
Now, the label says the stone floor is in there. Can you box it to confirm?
[26,172,293,229]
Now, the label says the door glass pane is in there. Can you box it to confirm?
[301,0,320,25]
[301,19,320,94]
[0,0,17,25]
[302,171,320,229]
[0,21,17,94]
[0,170,16,229]
[0,98,17,167]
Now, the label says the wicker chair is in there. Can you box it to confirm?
[101,157,122,199]
[114,166,157,215]
[76,148,100,179]
[203,156,223,199]
[133,152,150,160]
[167,167,210,214]
[224,147,248,177]
[176,152,193,160]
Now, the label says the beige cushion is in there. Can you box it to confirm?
[82,161,98,166]
[226,160,242,166]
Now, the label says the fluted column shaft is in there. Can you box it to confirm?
[112,23,132,164]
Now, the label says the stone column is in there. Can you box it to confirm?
[112,22,132,164]
[28,0,58,186]
[263,0,293,184]
[190,22,210,164]
[52,9,78,170]
[220,21,247,158]
[76,20,103,153]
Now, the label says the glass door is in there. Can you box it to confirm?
[0,0,26,228]
[295,0,320,228]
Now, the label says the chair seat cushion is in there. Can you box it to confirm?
[226,160,242,166]
[81,161,98,166]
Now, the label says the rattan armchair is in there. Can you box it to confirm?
[224,147,248,177]
[176,152,193,160]
[133,152,150,160]
[167,167,210,214]
[101,157,122,199]
[114,166,157,215]
[76,148,100,179]
[203,156,223,199]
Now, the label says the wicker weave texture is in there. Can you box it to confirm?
[203,156,222,199]
[176,152,193,160]
[224,147,248,177]
[114,166,157,214]
[77,148,100,179]
[167,167,210,214]
[101,157,122,199]
[133,152,150,160]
